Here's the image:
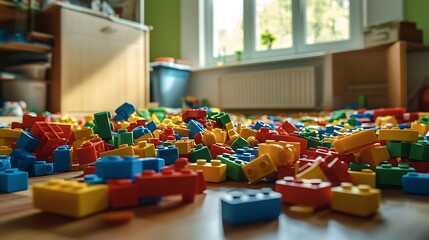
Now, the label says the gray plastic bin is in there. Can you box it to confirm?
[150,62,192,108]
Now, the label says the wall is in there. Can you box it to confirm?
[364,0,403,26]
[404,0,429,45]
[144,0,181,61]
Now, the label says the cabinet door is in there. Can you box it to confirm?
[61,9,145,113]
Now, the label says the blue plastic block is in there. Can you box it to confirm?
[95,156,143,181]
[254,120,273,130]
[139,196,162,205]
[53,145,71,172]
[32,161,53,176]
[113,102,136,121]
[187,120,205,138]
[141,157,165,172]
[403,172,429,195]
[234,152,255,162]
[0,155,11,170]
[84,174,106,184]
[15,131,39,152]
[10,148,36,172]
[146,121,158,132]
[156,145,179,165]
[221,188,282,225]
[236,147,258,157]
[0,168,28,193]
[133,126,151,140]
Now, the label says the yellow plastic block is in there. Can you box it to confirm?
[0,146,12,155]
[239,128,256,140]
[33,179,108,218]
[333,130,378,154]
[378,128,418,142]
[411,121,429,136]
[153,129,161,139]
[242,153,277,184]
[375,116,398,127]
[236,122,242,135]
[151,113,161,124]
[295,158,329,182]
[84,115,94,124]
[175,138,195,155]
[348,169,376,188]
[72,134,98,149]
[202,130,216,148]
[74,127,94,140]
[188,159,227,183]
[331,183,380,217]
[133,141,155,157]
[258,143,296,167]
[212,128,227,143]
[100,144,134,157]
[0,128,23,139]
[119,121,130,129]
[360,144,390,170]
[173,127,189,137]
[128,114,145,124]
[246,136,259,148]
[133,132,154,144]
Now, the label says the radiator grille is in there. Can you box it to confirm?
[219,67,316,109]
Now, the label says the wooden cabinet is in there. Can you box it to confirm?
[40,5,150,114]
[329,41,429,109]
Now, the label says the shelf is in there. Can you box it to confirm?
[0,42,51,53]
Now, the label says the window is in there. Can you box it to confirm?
[205,0,361,66]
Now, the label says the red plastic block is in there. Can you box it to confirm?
[182,109,207,122]
[401,159,429,173]
[285,135,308,154]
[11,122,23,129]
[281,121,296,133]
[324,158,354,186]
[22,114,49,129]
[210,143,234,158]
[35,132,67,160]
[83,165,95,176]
[403,112,419,122]
[75,142,98,166]
[148,138,161,147]
[126,120,146,132]
[373,107,405,120]
[159,127,176,141]
[135,168,198,202]
[163,158,207,193]
[268,134,289,142]
[193,132,203,145]
[108,179,139,209]
[91,137,106,157]
[277,165,295,179]
[255,127,276,143]
[275,177,332,208]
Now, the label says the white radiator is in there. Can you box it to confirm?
[219,66,316,109]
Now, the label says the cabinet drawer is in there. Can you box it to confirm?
[61,8,143,45]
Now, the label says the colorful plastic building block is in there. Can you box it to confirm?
[33,179,109,218]
[348,169,376,188]
[275,177,331,209]
[378,128,418,142]
[402,172,429,195]
[0,155,11,170]
[156,145,179,165]
[75,142,98,166]
[349,162,371,172]
[0,168,28,192]
[242,153,277,184]
[189,144,212,163]
[32,161,53,176]
[0,146,12,156]
[94,111,114,140]
[333,130,377,154]
[210,143,234,159]
[113,129,133,147]
[107,179,139,209]
[386,142,410,158]
[360,144,390,169]
[135,168,198,202]
[375,162,415,187]
[216,153,247,181]
[15,131,39,152]
[141,157,165,172]
[258,142,296,167]
[95,156,143,181]
[331,183,381,217]
[113,102,136,121]
[188,159,226,183]
[296,157,329,182]
[408,142,429,161]
[182,109,207,123]
[100,144,134,157]
[221,188,282,225]
[10,148,37,172]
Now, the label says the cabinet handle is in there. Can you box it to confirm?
[100,26,117,34]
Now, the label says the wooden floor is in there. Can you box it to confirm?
[1,172,429,240]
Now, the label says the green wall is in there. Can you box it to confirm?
[404,0,429,45]
[145,0,181,62]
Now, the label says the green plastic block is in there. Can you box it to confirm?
[94,111,113,140]
[328,110,346,122]
[347,118,358,127]
[230,137,250,151]
[375,162,415,187]
[216,153,247,181]
[386,141,410,158]
[419,116,429,125]
[162,141,173,147]
[189,144,212,163]
[212,112,231,129]
[113,129,133,148]
[298,135,321,149]
[349,162,371,172]
[409,142,429,161]
[321,141,332,149]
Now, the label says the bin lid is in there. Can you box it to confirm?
[150,62,192,71]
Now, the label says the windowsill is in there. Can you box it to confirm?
[192,51,326,72]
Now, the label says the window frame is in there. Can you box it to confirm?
[204,0,362,66]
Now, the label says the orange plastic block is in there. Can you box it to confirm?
[333,130,377,154]
[242,153,277,184]
[188,159,227,183]
[411,121,429,136]
[378,128,418,142]
[275,177,331,209]
[100,144,134,157]
[0,146,12,155]
[348,169,376,188]
[33,179,108,218]
[360,144,390,170]
[331,183,381,217]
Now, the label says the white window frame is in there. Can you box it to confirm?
[204,0,362,66]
